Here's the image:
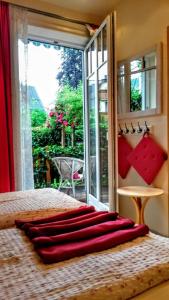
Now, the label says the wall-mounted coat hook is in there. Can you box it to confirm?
[137,122,142,133]
[130,122,136,134]
[124,123,129,134]
[144,121,150,133]
[118,124,123,135]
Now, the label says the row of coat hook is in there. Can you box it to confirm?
[118,121,150,135]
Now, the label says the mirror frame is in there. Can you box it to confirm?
[117,43,162,119]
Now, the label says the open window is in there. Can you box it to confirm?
[84,13,117,210]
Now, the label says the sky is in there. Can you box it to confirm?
[27,42,61,110]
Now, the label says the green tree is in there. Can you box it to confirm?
[57,83,83,126]
[130,89,142,112]
[57,48,82,89]
[31,109,47,127]
[48,84,83,128]
[48,83,83,143]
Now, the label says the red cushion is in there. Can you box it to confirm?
[73,172,80,179]
[118,135,133,179]
[127,135,168,184]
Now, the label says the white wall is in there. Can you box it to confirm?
[114,0,169,236]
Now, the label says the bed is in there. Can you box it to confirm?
[0,226,169,300]
[0,188,82,229]
[0,189,169,299]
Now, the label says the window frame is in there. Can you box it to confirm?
[117,43,162,119]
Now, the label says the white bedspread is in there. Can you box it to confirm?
[0,228,169,300]
[0,188,82,228]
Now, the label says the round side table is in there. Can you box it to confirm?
[117,186,164,224]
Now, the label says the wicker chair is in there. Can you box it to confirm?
[52,157,84,198]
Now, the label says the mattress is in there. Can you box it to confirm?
[0,227,169,300]
[0,188,82,229]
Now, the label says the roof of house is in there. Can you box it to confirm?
[28,86,45,111]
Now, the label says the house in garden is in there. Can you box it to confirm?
[28,86,45,112]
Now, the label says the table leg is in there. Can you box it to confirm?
[131,197,142,224]
[140,197,149,224]
[131,197,149,224]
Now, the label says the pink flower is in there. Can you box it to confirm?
[63,120,69,126]
[49,111,54,117]
[57,113,63,123]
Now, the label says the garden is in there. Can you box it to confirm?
[31,46,84,189]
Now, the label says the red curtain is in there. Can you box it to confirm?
[0,1,15,192]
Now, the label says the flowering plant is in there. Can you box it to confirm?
[47,104,77,130]
[46,84,82,132]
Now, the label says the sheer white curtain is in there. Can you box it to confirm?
[10,6,34,190]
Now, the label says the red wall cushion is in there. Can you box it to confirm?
[127,135,168,184]
[118,135,133,179]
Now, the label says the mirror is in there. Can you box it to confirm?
[117,44,162,119]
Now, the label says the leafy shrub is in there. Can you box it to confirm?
[74,125,83,143]
[33,144,83,159]
[130,90,142,112]
[32,127,61,148]
[31,109,47,127]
